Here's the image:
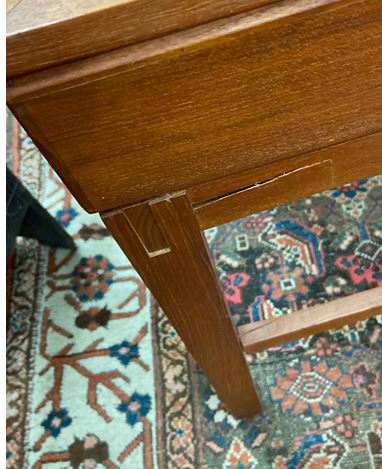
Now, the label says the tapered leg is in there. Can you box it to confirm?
[102,191,261,418]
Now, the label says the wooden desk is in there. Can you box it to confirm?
[7,0,382,417]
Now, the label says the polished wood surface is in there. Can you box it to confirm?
[239,288,382,353]
[8,0,382,213]
[197,160,333,229]
[195,132,382,229]
[7,0,277,77]
[7,0,382,417]
[102,192,261,418]
[124,203,171,257]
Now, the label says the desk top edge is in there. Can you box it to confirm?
[7,0,280,78]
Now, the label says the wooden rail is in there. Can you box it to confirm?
[238,288,382,353]
[194,131,382,230]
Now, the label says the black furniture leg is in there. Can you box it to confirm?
[6,167,75,260]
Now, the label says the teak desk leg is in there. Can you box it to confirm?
[102,191,260,418]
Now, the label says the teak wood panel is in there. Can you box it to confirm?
[194,131,382,230]
[238,288,382,353]
[6,0,278,77]
[8,0,382,213]
[197,160,334,229]
[102,192,261,417]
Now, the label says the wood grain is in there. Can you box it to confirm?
[238,288,382,353]
[7,0,278,77]
[196,160,333,229]
[8,0,382,418]
[102,193,261,417]
[189,131,382,206]
[125,202,171,257]
[194,132,382,229]
[6,0,339,101]
[8,0,382,213]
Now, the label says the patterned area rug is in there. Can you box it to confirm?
[6,114,382,468]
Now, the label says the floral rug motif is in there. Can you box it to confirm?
[6,114,382,469]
